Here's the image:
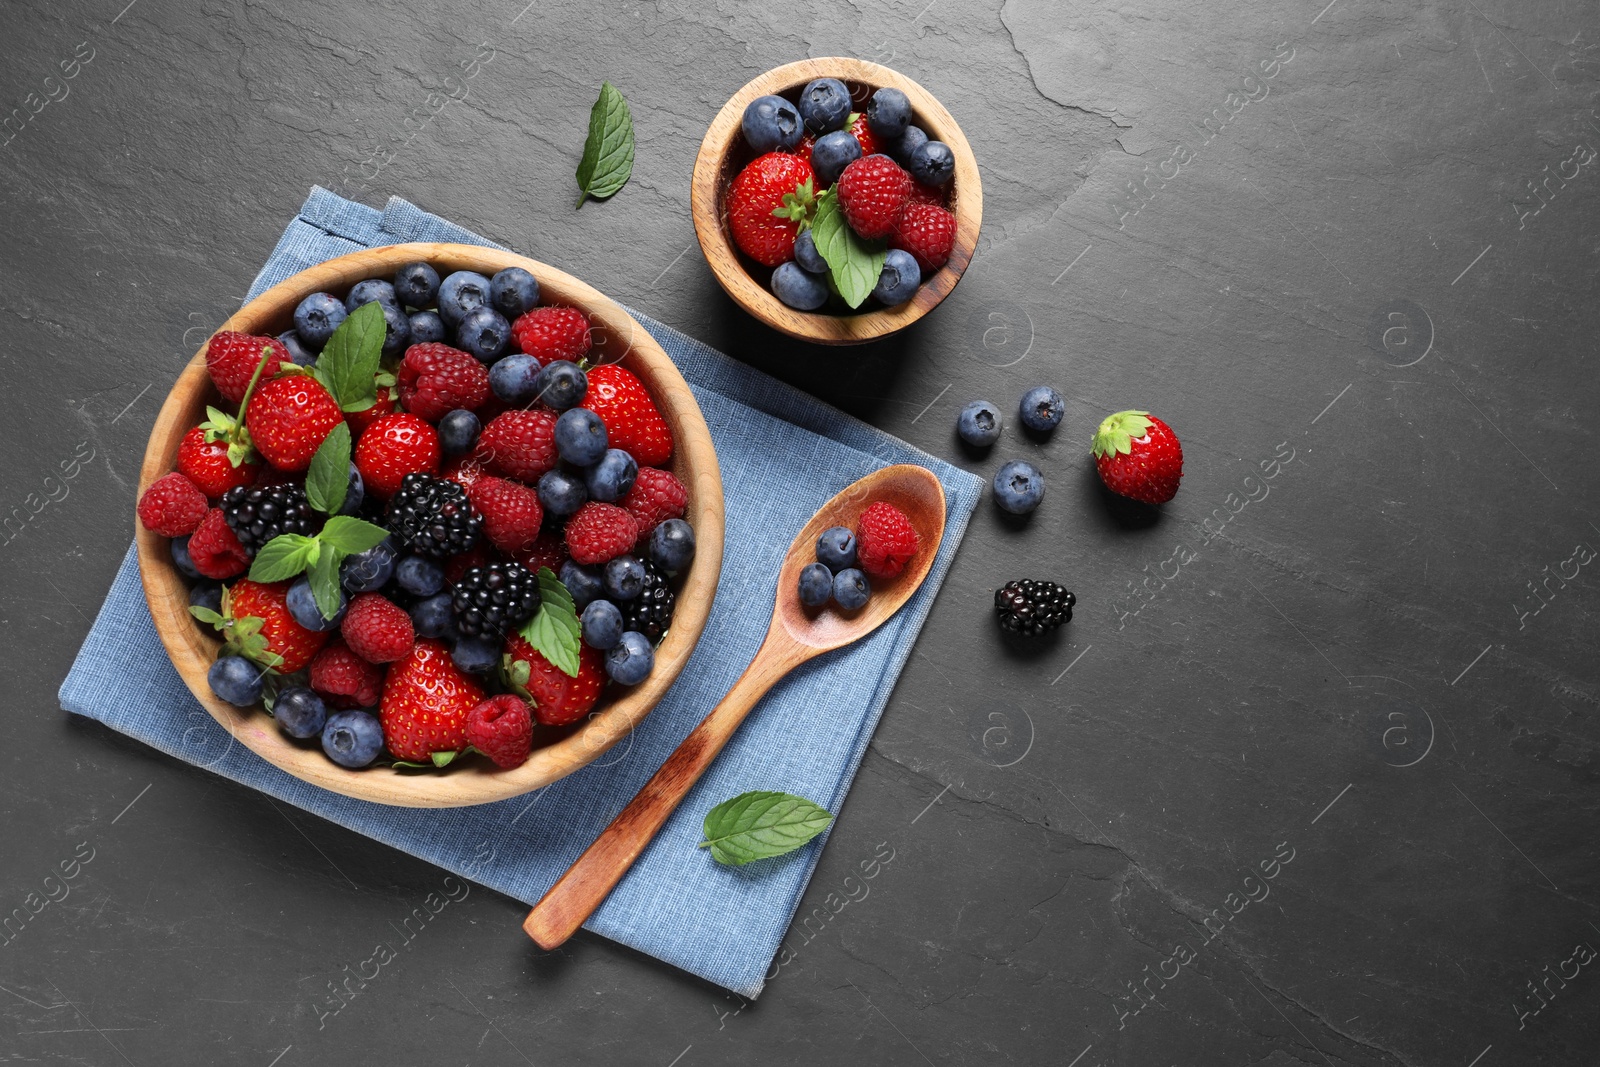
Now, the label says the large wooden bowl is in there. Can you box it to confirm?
[136,243,724,807]
[691,58,983,346]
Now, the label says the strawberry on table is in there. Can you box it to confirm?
[581,364,673,467]
[354,411,441,499]
[1092,410,1184,504]
[503,633,605,727]
[836,154,912,240]
[728,151,815,267]
[177,426,260,500]
[245,372,344,472]
[205,332,290,405]
[380,638,485,763]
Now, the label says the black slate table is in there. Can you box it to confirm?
[3,1,1597,1064]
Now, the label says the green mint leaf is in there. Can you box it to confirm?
[698,791,834,866]
[309,547,344,621]
[319,515,390,555]
[316,301,385,411]
[391,760,432,770]
[516,567,581,677]
[575,81,635,207]
[812,190,887,310]
[431,750,458,768]
[188,605,226,627]
[306,422,352,515]
[248,534,317,583]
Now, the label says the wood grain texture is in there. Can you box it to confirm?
[135,242,725,808]
[523,464,945,948]
[691,58,983,345]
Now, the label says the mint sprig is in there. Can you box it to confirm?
[811,188,887,310]
[515,567,582,678]
[698,792,834,866]
[575,81,635,208]
[314,301,385,412]
[305,422,352,515]
[246,516,389,621]
[188,588,284,670]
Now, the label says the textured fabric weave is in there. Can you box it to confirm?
[59,187,982,998]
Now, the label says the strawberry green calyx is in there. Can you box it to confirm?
[188,588,283,670]
[200,347,281,466]
[771,178,817,226]
[1092,410,1155,459]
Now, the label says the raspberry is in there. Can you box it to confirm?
[620,467,687,537]
[889,202,956,272]
[354,412,441,499]
[464,694,534,769]
[341,593,415,664]
[397,343,491,422]
[837,154,912,239]
[177,426,260,500]
[186,508,250,578]
[137,472,208,537]
[310,639,385,708]
[205,332,290,404]
[477,409,559,483]
[856,501,919,580]
[564,502,639,565]
[513,530,568,576]
[510,306,592,364]
[467,475,543,554]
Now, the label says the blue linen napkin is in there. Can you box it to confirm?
[59,187,982,998]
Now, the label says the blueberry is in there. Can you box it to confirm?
[603,555,646,600]
[538,468,588,517]
[438,409,481,457]
[866,87,912,140]
[957,400,1002,447]
[171,535,202,579]
[410,592,456,639]
[648,518,695,573]
[346,278,398,311]
[490,267,541,318]
[278,330,317,366]
[395,555,444,597]
[188,580,223,614]
[605,631,655,685]
[393,261,441,309]
[833,568,871,610]
[533,360,588,410]
[908,140,956,187]
[581,599,624,650]
[554,408,608,466]
[489,353,542,404]
[273,685,328,739]
[287,575,347,631]
[341,537,398,592]
[408,310,447,344]
[794,230,828,274]
[455,306,511,363]
[341,463,365,516]
[741,94,803,153]
[1018,386,1064,433]
[208,654,263,706]
[584,449,638,503]
[772,261,829,311]
[560,560,605,609]
[815,526,857,571]
[321,710,383,768]
[888,124,928,166]
[437,270,492,327]
[872,249,921,306]
[992,460,1045,514]
[798,562,833,608]
[451,636,499,676]
[293,292,347,349]
[798,78,851,134]
[811,129,863,186]
[377,300,411,357]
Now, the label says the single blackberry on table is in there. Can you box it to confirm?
[220,483,316,552]
[386,473,482,558]
[994,580,1075,636]
[622,560,675,644]
[451,561,541,640]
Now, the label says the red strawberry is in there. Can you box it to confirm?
[227,578,329,674]
[728,152,816,267]
[845,111,879,156]
[468,475,543,554]
[856,501,919,580]
[580,364,673,467]
[177,426,260,500]
[620,467,687,537]
[565,502,639,564]
[354,412,441,499]
[1092,411,1184,504]
[245,373,344,472]
[137,472,208,537]
[510,306,591,365]
[476,409,559,483]
[513,530,568,576]
[464,694,534,768]
[341,593,415,664]
[889,202,956,272]
[837,154,912,239]
[503,633,605,727]
[379,638,485,763]
[205,332,290,404]
[187,508,250,579]
[397,343,490,422]
[346,384,397,440]
[310,639,385,709]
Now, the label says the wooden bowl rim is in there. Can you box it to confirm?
[135,242,725,808]
[691,57,984,346]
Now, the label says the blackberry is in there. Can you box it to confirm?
[994,579,1075,636]
[220,483,316,553]
[451,561,541,639]
[622,560,675,644]
[386,473,482,558]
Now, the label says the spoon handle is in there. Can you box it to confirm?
[523,636,801,950]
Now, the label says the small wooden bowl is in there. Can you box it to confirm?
[135,242,725,808]
[691,58,983,346]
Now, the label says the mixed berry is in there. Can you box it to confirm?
[137,261,697,773]
[796,501,920,611]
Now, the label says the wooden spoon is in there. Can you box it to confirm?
[523,463,947,949]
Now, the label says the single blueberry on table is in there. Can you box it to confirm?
[798,562,833,608]
[771,261,829,311]
[554,408,608,466]
[455,306,510,363]
[534,360,587,410]
[648,518,695,573]
[581,599,624,650]
[560,560,605,609]
[171,535,201,579]
[393,261,441,309]
[437,270,492,326]
[798,77,851,134]
[489,354,542,404]
[888,124,928,166]
[815,526,857,571]
[277,330,317,366]
[538,468,587,518]
[956,400,1002,447]
[865,86,911,140]
[872,249,921,306]
[208,655,263,707]
[908,140,956,187]
[603,555,646,601]
[605,631,655,686]
[341,537,398,592]
[287,575,347,631]
[793,230,828,274]
[395,555,444,597]
[188,580,223,614]
[408,309,447,345]
[584,449,638,503]
[833,568,871,611]
[293,292,346,349]
[321,710,383,768]
[811,129,863,186]
[490,267,541,318]
[377,300,411,357]
[340,463,365,516]
[273,686,328,740]
[438,409,481,457]
[992,460,1045,515]
[1018,385,1065,433]
[741,94,803,153]
[451,636,499,676]
[346,278,398,312]
[410,592,456,640]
